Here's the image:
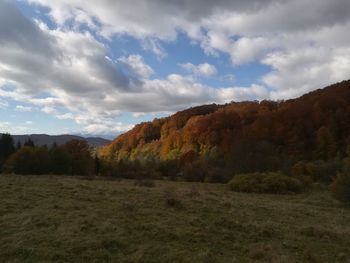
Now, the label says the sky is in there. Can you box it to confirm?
[0,0,350,139]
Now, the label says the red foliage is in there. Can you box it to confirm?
[101,80,350,165]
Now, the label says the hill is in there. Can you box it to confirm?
[101,80,350,179]
[10,134,111,148]
[0,174,349,262]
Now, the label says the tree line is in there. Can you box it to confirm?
[99,81,350,182]
[0,134,98,176]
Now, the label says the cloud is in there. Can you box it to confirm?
[82,121,134,136]
[15,105,32,112]
[24,0,350,90]
[262,46,350,99]
[25,0,275,39]
[0,121,33,134]
[1,0,350,134]
[0,99,8,109]
[0,1,275,135]
[118,55,154,79]
[180,63,217,77]
[41,106,57,115]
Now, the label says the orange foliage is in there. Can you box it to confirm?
[101,80,350,165]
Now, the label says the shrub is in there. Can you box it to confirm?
[183,161,207,182]
[291,159,343,183]
[228,172,303,194]
[205,168,231,183]
[330,172,350,204]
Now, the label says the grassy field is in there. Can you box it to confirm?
[0,175,349,262]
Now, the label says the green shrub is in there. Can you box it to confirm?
[330,172,350,204]
[228,172,303,194]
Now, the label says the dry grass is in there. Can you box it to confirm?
[0,174,349,262]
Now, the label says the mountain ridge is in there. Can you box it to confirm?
[7,134,111,148]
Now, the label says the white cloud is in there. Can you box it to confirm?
[0,99,8,109]
[15,105,32,112]
[118,55,154,79]
[41,106,57,115]
[1,0,350,135]
[132,112,147,118]
[141,38,167,58]
[0,1,272,136]
[24,0,350,90]
[262,46,350,99]
[0,121,33,134]
[56,113,74,120]
[180,63,217,77]
[82,122,134,136]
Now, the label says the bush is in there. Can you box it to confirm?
[228,172,303,194]
[205,168,231,183]
[330,172,350,204]
[183,161,207,182]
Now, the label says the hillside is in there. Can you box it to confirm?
[0,174,349,262]
[11,134,111,148]
[101,80,350,178]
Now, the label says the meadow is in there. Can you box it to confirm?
[0,174,349,262]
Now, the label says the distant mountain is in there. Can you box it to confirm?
[11,134,111,148]
[101,80,350,174]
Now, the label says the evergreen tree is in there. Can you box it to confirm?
[24,138,35,147]
[49,145,70,175]
[16,141,22,151]
[63,140,94,176]
[94,155,100,176]
[0,133,15,170]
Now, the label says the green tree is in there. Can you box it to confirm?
[94,155,100,176]
[63,140,94,176]
[49,144,71,175]
[5,146,50,175]
[16,141,22,151]
[24,138,35,147]
[0,133,15,171]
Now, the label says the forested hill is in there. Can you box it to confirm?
[10,134,110,148]
[101,80,350,171]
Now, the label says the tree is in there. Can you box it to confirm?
[63,140,94,175]
[0,133,15,170]
[316,126,336,160]
[5,146,50,175]
[24,138,35,147]
[49,145,71,175]
[330,172,350,204]
[16,141,22,151]
[94,155,100,176]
